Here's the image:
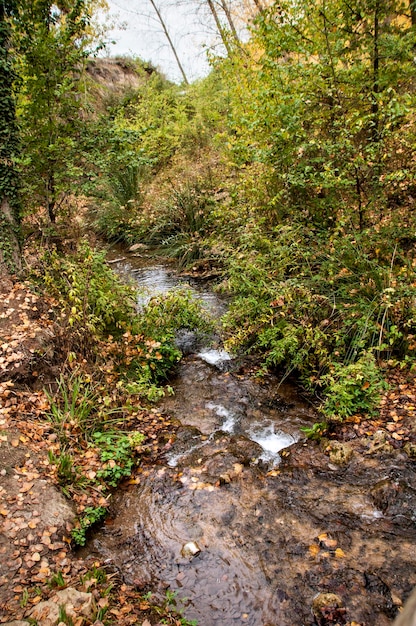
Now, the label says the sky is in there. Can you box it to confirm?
[101,0,218,83]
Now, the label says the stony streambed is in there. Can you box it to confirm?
[85,249,416,626]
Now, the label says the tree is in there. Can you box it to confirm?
[221,0,416,229]
[0,0,21,272]
[148,0,189,84]
[17,0,97,223]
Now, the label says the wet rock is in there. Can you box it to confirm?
[30,588,95,625]
[228,435,264,465]
[128,243,148,252]
[202,451,242,483]
[170,426,204,461]
[181,541,201,558]
[366,430,394,455]
[311,592,347,625]
[219,463,244,484]
[364,572,397,619]
[326,441,353,466]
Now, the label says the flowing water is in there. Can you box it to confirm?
[86,248,416,626]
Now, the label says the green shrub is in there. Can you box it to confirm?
[71,506,107,547]
[93,430,144,487]
[320,352,388,421]
[221,222,415,417]
[115,288,213,401]
[36,240,137,337]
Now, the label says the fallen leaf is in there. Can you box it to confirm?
[309,544,320,557]
[335,548,345,558]
[20,482,34,493]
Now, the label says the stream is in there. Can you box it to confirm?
[85,248,416,626]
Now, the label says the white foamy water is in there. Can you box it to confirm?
[197,349,232,367]
[206,402,236,433]
[248,422,298,463]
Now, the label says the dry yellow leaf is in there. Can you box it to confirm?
[335,548,345,558]
[309,544,320,557]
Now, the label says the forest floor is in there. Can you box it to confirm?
[1,271,416,626]
[0,274,184,626]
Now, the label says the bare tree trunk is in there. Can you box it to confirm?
[252,0,264,10]
[219,0,240,44]
[206,0,233,54]
[0,198,22,273]
[148,0,189,84]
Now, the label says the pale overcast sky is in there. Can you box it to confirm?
[101,0,218,83]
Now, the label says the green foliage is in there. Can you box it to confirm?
[221,221,415,417]
[218,0,416,229]
[93,430,144,487]
[86,69,227,247]
[48,449,77,486]
[58,605,74,626]
[81,565,108,586]
[71,506,106,547]
[45,373,104,444]
[36,240,137,337]
[48,571,66,589]
[300,422,328,441]
[19,588,29,609]
[16,0,98,222]
[148,590,198,626]
[116,288,212,401]
[320,353,387,420]
[138,287,213,340]
[144,178,216,268]
[0,7,21,272]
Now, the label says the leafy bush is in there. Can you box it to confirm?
[107,288,213,401]
[320,353,388,421]
[143,178,217,269]
[36,240,137,337]
[93,430,144,487]
[221,221,416,417]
